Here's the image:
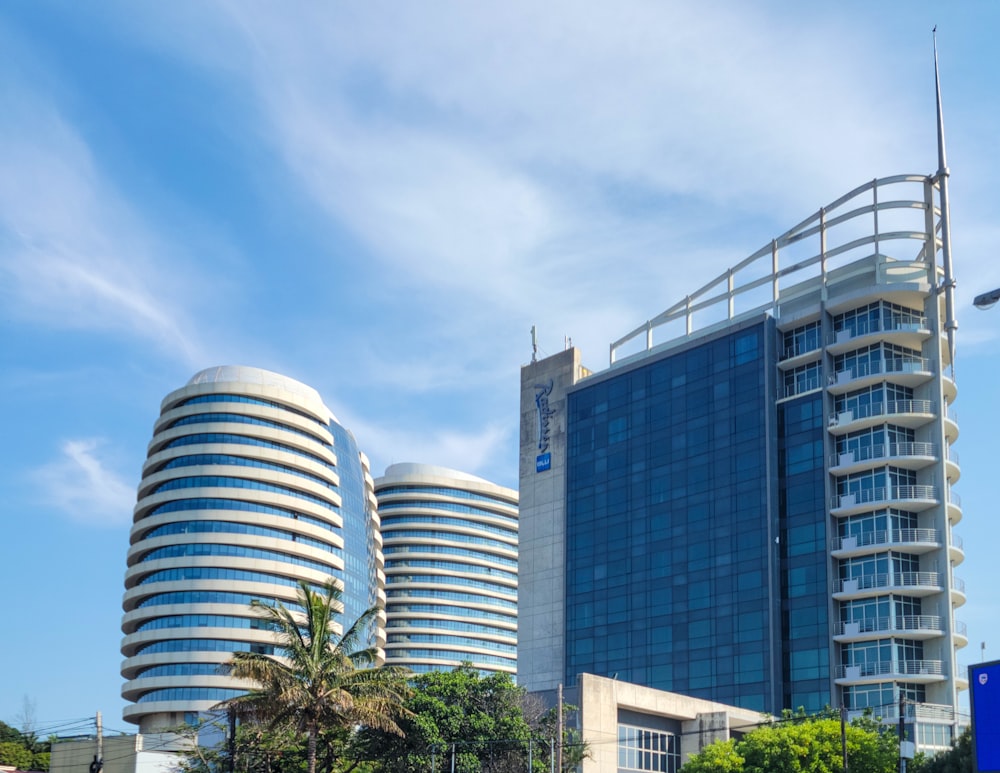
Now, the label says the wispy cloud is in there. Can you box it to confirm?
[112,2,935,366]
[335,408,514,486]
[0,28,210,367]
[32,438,135,528]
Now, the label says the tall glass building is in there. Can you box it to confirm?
[120,366,382,732]
[375,463,519,675]
[519,173,966,750]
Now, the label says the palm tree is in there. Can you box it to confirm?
[219,580,410,773]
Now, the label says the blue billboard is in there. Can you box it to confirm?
[970,660,1000,772]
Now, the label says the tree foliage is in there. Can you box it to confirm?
[349,666,586,773]
[681,710,899,773]
[217,580,411,773]
[911,727,972,773]
[0,718,50,771]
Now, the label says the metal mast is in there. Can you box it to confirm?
[934,28,957,371]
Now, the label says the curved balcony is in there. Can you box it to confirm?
[952,575,966,607]
[828,399,936,434]
[833,615,945,642]
[950,532,965,565]
[947,489,962,525]
[943,404,959,442]
[945,445,960,484]
[954,619,968,648]
[827,357,933,394]
[832,528,941,559]
[834,571,943,600]
[826,317,931,355]
[829,442,938,475]
[835,659,946,685]
[830,485,938,516]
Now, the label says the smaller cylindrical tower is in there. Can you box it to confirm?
[375,463,518,675]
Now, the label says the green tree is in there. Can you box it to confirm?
[218,580,411,773]
[911,727,972,773]
[352,666,546,772]
[681,710,899,773]
[0,741,33,770]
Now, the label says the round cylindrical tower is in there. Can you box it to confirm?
[121,366,344,732]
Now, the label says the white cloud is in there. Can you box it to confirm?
[0,33,211,367]
[33,438,135,528]
[335,409,514,485]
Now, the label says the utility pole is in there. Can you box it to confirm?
[840,705,848,773]
[89,712,103,773]
[451,742,456,773]
[557,683,563,773]
[898,695,906,773]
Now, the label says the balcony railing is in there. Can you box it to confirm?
[838,571,942,593]
[830,357,932,385]
[836,659,945,679]
[834,615,943,637]
[783,375,822,398]
[828,316,929,345]
[828,399,935,428]
[831,485,938,510]
[953,576,965,593]
[955,620,968,637]
[830,442,937,468]
[948,489,962,507]
[836,528,940,551]
[951,533,964,550]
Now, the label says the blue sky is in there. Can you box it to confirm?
[2,1,999,732]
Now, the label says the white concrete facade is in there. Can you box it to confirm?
[121,366,361,732]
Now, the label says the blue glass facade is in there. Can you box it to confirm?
[777,394,831,712]
[328,421,378,627]
[564,319,784,711]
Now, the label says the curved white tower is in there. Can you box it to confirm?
[375,463,518,675]
[121,366,356,732]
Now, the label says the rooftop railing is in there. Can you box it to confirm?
[609,174,942,366]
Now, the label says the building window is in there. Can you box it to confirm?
[618,724,679,773]
[781,321,821,359]
[783,363,821,397]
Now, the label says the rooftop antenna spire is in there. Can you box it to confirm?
[934,26,958,373]
[530,325,538,363]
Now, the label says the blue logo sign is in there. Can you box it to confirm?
[536,453,551,473]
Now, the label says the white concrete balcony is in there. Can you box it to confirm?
[830,485,938,516]
[829,442,937,475]
[952,575,966,607]
[835,659,946,684]
[832,528,941,559]
[950,532,965,565]
[954,619,968,647]
[834,571,943,600]
[847,701,958,724]
[943,404,959,442]
[827,399,936,434]
[947,488,962,525]
[833,615,945,642]
[827,357,933,394]
[826,317,931,355]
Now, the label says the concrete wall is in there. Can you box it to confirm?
[517,348,585,693]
